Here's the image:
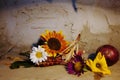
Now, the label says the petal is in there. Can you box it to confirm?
[38,46,44,51]
[30,52,36,57]
[99,56,111,75]
[92,67,102,73]
[31,51,36,54]
[39,59,42,62]
[30,54,36,59]
[44,52,48,56]
[100,55,108,67]
[32,47,38,51]
[32,58,37,63]
[38,45,42,48]
[86,59,100,72]
[95,52,102,61]
[42,58,45,61]
[44,56,47,60]
[86,59,94,67]
[30,56,35,60]
[48,53,53,57]
[36,60,39,64]
[87,52,111,75]
[53,53,57,57]
[102,68,111,75]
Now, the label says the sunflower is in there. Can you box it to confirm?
[30,46,48,65]
[66,52,85,76]
[86,52,111,75]
[41,30,68,57]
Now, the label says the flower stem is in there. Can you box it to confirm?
[94,73,103,80]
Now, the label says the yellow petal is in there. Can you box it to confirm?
[95,52,102,60]
[48,53,53,57]
[86,52,111,75]
[53,53,57,57]
[100,56,111,75]
[102,67,111,75]
[100,55,108,68]
[86,59,94,68]
[46,30,50,34]
[42,30,68,57]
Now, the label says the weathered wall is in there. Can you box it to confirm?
[0,0,120,54]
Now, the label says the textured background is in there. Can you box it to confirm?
[0,0,120,80]
[0,0,120,54]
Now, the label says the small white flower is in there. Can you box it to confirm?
[30,46,48,65]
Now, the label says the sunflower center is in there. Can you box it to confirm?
[36,51,42,58]
[74,62,82,72]
[48,38,61,50]
[96,63,101,68]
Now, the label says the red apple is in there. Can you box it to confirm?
[96,45,119,66]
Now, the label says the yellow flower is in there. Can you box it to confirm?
[41,30,68,57]
[86,52,111,75]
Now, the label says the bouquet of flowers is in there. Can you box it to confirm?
[10,30,119,80]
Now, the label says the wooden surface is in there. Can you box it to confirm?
[0,60,120,80]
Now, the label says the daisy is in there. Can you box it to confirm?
[41,30,68,57]
[30,46,48,65]
[86,52,111,75]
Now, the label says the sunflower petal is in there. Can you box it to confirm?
[42,30,68,57]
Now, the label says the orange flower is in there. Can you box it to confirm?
[41,30,68,57]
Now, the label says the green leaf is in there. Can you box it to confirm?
[19,51,30,58]
[10,60,35,69]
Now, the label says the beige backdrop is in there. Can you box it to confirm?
[0,0,120,80]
